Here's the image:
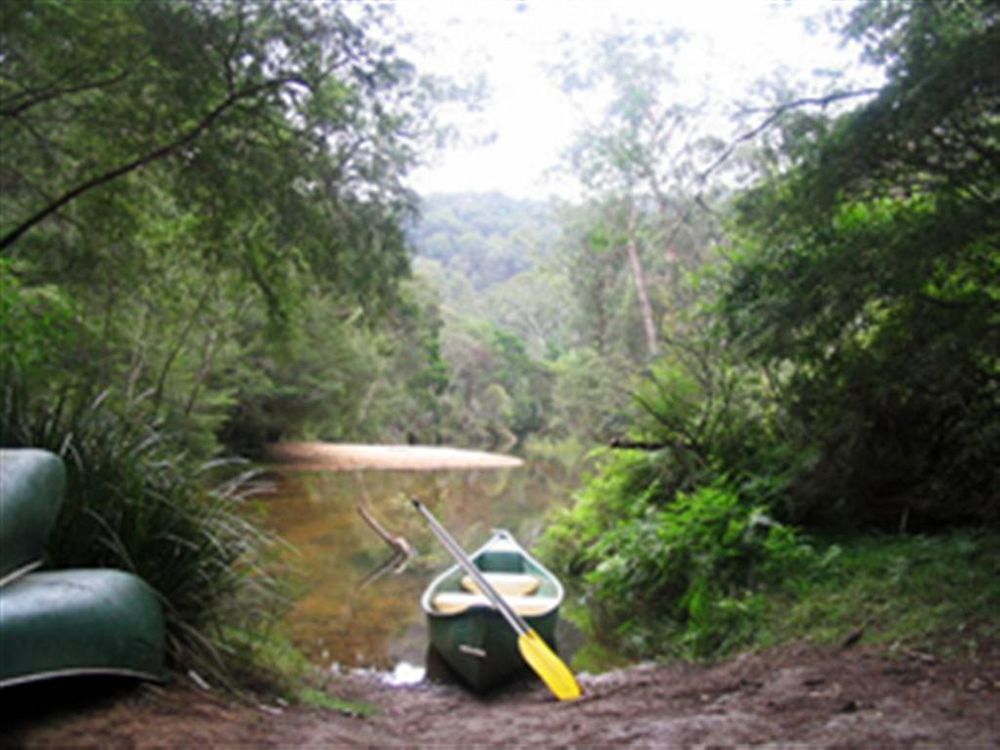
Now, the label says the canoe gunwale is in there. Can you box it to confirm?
[0,665,169,690]
[419,529,564,620]
[0,559,42,590]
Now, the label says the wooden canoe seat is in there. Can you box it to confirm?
[460,572,541,597]
[432,591,557,617]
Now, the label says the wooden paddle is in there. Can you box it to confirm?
[412,499,582,701]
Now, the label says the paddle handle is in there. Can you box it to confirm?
[411,499,529,637]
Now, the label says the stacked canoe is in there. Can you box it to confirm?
[0,449,166,688]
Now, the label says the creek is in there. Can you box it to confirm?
[260,454,589,683]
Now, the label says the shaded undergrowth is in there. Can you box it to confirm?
[557,524,999,672]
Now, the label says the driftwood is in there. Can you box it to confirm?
[353,469,413,588]
[356,500,413,562]
[356,500,413,589]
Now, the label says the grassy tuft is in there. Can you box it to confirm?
[296,688,376,717]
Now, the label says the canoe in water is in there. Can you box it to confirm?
[420,529,564,693]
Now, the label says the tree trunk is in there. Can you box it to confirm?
[625,205,659,358]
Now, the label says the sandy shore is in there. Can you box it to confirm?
[264,441,524,472]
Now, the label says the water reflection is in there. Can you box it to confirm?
[260,463,575,673]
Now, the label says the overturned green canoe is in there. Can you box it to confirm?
[0,449,65,587]
[0,447,166,688]
[0,569,167,688]
[420,529,564,693]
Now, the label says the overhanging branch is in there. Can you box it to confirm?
[0,75,309,253]
[1,69,133,118]
[699,88,881,182]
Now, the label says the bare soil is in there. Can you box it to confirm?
[4,643,998,749]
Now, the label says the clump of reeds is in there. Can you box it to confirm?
[1,374,290,692]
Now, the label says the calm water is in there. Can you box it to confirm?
[260,460,581,678]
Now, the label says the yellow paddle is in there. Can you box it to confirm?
[412,499,582,701]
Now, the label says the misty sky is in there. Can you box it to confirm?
[394,0,877,199]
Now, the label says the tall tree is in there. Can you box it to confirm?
[0,0,444,454]
[722,0,999,528]
[552,28,716,361]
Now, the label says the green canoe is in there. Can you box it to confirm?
[420,529,564,693]
[0,449,65,587]
[0,447,166,688]
[0,569,166,688]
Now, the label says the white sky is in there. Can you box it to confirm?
[393,0,875,199]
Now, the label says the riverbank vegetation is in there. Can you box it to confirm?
[2,0,996,695]
[540,0,998,663]
[1,0,453,694]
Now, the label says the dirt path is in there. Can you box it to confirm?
[5,644,997,748]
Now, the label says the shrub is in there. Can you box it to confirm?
[586,482,812,656]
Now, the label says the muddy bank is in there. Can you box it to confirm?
[265,442,524,472]
[5,644,997,748]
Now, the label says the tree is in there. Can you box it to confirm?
[0,0,443,455]
[721,0,999,529]
[554,31,724,362]
[552,28,716,362]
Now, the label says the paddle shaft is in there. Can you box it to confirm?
[411,500,528,636]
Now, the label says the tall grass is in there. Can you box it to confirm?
[0,376,290,692]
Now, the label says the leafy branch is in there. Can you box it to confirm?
[0,75,310,253]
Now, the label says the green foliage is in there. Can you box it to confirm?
[766,531,1000,657]
[545,479,813,659]
[0,261,85,388]
[0,0,448,457]
[434,319,553,449]
[541,318,808,660]
[543,1,998,665]
[548,348,635,442]
[0,374,286,691]
[410,192,559,293]
[721,0,999,529]
[352,277,450,445]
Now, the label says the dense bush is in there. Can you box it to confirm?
[721,1,999,530]
[545,475,813,658]
[544,1,997,665]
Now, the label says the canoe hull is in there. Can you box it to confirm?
[421,530,564,693]
[0,569,167,688]
[0,449,65,587]
[427,604,558,692]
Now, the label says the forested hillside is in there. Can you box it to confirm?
[406,189,720,450]
[409,192,558,291]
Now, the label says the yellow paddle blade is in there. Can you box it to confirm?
[517,629,582,701]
